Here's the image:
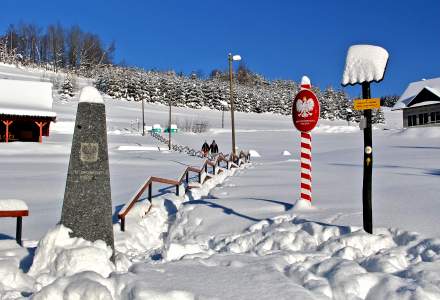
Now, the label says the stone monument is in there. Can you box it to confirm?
[61,86,115,254]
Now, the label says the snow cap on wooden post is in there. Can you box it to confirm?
[341,45,389,235]
[341,45,389,86]
[61,86,115,257]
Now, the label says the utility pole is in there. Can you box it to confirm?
[168,96,172,150]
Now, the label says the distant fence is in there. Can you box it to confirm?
[118,151,250,231]
[151,131,235,160]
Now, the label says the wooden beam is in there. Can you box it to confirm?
[0,210,29,217]
[34,121,47,143]
[2,120,13,143]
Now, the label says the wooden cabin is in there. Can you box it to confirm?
[393,78,440,128]
[0,79,56,143]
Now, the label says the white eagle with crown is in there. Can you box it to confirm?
[296,97,314,118]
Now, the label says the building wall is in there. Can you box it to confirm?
[403,103,440,128]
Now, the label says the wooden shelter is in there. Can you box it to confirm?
[0,79,56,143]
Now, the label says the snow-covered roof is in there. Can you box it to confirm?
[0,199,28,211]
[0,79,56,118]
[393,78,440,110]
[342,45,389,86]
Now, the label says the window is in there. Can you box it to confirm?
[436,112,440,123]
[424,113,429,124]
[412,115,417,126]
[419,114,424,125]
[431,112,435,123]
[408,116,413,126]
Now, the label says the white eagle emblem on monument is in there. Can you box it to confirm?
[296,97,314,118]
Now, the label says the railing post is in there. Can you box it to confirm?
[176,184,180,196]
[204,163,208,173]
[16,216,22,246]
[120,217,125,232]
[148,183,152,202]
[186,171,189,184]
[213,165,216,174]
[198,171,202,183]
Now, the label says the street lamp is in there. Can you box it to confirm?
[141,99,145,136]
[228,53,241,158]
[167,93,172,150]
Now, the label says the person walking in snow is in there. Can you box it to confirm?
[201,140,210,157]
[210,140,218,155]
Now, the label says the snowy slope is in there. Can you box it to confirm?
[0,64,439,299]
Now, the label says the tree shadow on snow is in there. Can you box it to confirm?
[19,247,36,272]
[184,200,262,222]
[425,169,440,176]
[392,146,440,150]
[246,198,294,211]
[0,233,14,240]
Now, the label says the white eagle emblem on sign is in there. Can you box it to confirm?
[296,97,315,118]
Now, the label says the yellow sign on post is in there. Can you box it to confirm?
[353,98,381,110]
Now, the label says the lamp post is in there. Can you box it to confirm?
[228,53,241,158]
[167,93,171,150]
[141,99,145,136]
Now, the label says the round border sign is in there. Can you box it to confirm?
[292,89,320,132]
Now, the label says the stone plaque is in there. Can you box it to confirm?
[80,143,99,162]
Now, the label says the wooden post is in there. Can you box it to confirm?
[2,120,13,143]
[362,82,373,234]
[34,121,47,143]
[176,184,180,196]
[186,171,189,184]
[16,216,22,246]
[148,183,152,202]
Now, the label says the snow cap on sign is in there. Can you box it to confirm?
[342,45,389,86]
[301,76,311,89]
[79,86,104,104]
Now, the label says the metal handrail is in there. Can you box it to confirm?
[118,151,250,231]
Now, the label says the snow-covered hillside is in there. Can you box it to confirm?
[0,64,439,299]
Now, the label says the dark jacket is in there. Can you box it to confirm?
[210,141,218,154]
[202,142,210,153]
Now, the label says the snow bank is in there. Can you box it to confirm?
[282,150,291,156]
[249,150,261,157]
[342,45,389,86]
[394,127,440,138]
[162,212,440,299]
[29,225,114,287]
[313,124,358,134]
[50,121,75,135]
[117,145,160,151]
[79,86,104,103]
[0,199,28,211]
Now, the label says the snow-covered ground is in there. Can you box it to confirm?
[1,64,440,299]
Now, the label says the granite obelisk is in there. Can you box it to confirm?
[61,86,114,253]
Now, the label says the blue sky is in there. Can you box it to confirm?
[2,0,440,97]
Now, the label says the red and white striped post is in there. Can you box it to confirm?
[300,131,312,202]
[292,76,320,206]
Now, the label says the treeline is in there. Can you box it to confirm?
[0,22,115,73]
[95,65,384,123]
